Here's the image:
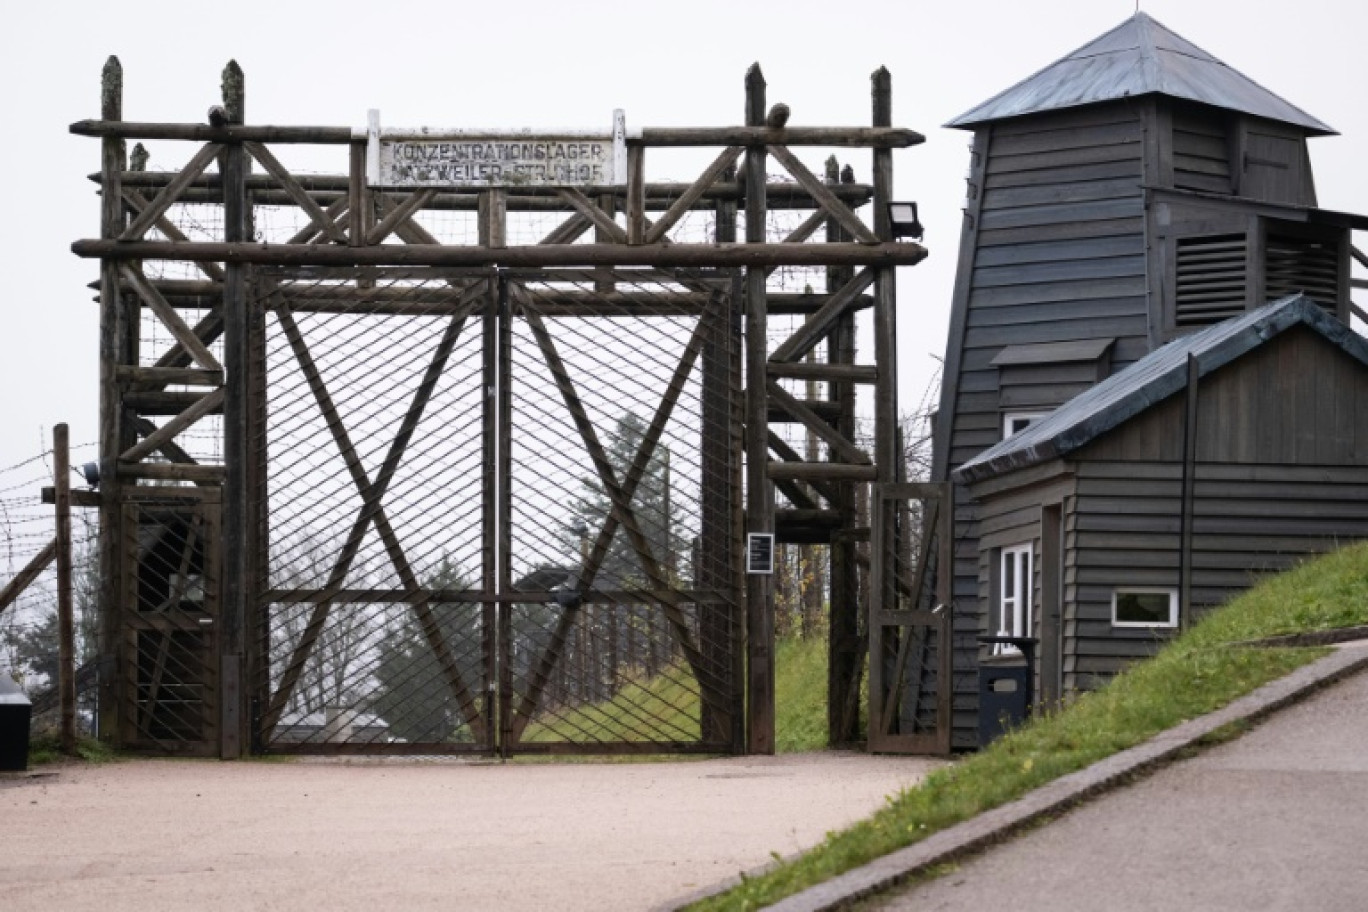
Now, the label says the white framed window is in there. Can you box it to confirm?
[1112,588,1179,628]
[1002,411,1049,439]
[997,544,1034,647]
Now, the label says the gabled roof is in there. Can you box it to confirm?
[947,12,1335,135]
[955,296,1368,485]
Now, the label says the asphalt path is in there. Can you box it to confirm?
[869,660,1368,912]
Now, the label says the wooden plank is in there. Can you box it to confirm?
[120,387,224,463]
[245,141,348,243]
[119,142,223,241]
[0,538,56,616]
[120,265,223,371]
[970,254,1146,289]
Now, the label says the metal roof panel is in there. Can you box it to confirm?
[947,13,1334,135]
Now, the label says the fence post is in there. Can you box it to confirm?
[53,423,76,754]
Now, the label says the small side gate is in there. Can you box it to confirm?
[253,267,743,756]
[868,482,953,754]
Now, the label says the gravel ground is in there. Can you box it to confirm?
[2,751,940,911]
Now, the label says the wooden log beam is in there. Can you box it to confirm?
[769,267,876,363]
[74,239,927,268]
[107,171,876,208]
[0,539,56,616]
[766,362,877,383]
[71,120,355,143]
[119,142,222,241]
[120,387,225,463]
[120,266,224,371]
[245,141,349,244]
[767,144,879,244]
[637,126,923,147]
[115,462,226,483]
[767,381,870,466]
[768,462,878,481]
[72,120,923,148]
[644,146,743,244]
[116,365,224,386]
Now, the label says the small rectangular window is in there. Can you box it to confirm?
[1002,411,1049,439]
[1112,588,1178,628]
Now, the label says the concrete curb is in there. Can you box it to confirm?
[710,645,1368,912]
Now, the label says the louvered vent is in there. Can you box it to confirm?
[1175,234,1247,325]
[1265,233,1340,312]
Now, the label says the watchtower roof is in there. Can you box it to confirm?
[947,12,1334,135]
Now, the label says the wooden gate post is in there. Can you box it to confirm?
[53,424,77,754]
[220,61,249,758]
[96,56,128,746]
[743,64,776,754]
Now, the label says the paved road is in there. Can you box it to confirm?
[1,751,938,912]
[870,663,1368,912]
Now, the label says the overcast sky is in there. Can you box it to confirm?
[1,0,1365,476]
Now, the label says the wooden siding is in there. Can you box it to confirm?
[939,106,1152,747]
[1172,103,1232,195]
[1064,458,1368,689]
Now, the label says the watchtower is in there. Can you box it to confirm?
[933,13,1362,747]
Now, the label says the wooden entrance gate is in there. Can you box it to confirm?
[254,267,742,755]
[868,482,953,754]
[76,58,928,757]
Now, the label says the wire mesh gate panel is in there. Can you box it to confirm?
[251,266,742,755]
[868,482,952,754]
[119,489,221,755]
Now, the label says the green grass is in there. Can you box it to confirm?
[518,634,833,754]
[686,541,1368,911]
[774,635,833,753]
[27,732,118,766]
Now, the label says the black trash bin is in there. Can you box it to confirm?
[0,675,31,771]
[977,635,1037,747]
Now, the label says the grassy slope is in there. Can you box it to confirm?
[520,635,832,752]
[688,541,1368,910]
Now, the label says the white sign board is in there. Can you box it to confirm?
[368,110,627,189]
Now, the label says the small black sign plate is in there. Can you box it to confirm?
[746,532,774,575]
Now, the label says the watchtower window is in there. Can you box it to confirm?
[1172,105,1232,194]
[1174,233,1248,326]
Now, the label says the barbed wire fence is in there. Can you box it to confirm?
[0,436,101,736]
